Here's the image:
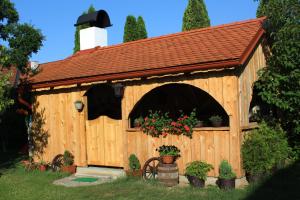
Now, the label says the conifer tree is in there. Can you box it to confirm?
[123,15,138,43]
[182,0,210,31]
[137,16,148,40]
[73,5,96,53]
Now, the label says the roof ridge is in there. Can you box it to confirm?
[59,17,265,60]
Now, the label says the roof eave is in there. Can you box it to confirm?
[31,59,240,89]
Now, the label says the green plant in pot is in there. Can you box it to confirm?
[126,154,142,177]
[62,150,76,174]
[185,161,213,188]
[156,145,180,164]
[38,160,48,172]
[209,115,222,127]
[217,160,236,189]
[133,117,143,128]
[242,122,290,183]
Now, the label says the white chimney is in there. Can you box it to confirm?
[80,27,107,50]
[75,10,112,51]
[30,61,39,71]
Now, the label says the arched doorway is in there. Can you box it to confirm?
[129,83,229,128]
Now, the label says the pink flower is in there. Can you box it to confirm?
[145,117,148,121]
[183,115,188,119]
[162,132,168,137]
[152,119,156,123]
[171,121,177,126]
[184,125,190,132]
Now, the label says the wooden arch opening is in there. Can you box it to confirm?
[129,83,229,127]
[84,84,122,120]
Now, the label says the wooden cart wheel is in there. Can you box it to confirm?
[51,154,64,172]
[142,157,160,180]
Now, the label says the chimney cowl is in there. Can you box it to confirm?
[74,10,112,28]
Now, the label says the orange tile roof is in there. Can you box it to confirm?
[31,17,265,89]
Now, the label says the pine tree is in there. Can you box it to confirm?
[137,16,148,40]
[182,0,210,31]
[73,5,96,54]
[123,15,138,43]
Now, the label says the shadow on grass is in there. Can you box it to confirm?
[245,160,300,200]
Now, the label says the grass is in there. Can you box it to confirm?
[0,157,299,200]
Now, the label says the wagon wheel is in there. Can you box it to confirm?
[142,157,160,180]
[51,154,64,172]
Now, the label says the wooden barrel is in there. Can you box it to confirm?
[157,163,179,187]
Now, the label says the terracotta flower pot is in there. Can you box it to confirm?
[186,175,205,188]
[61,165,76,174]
[161,155,175,164]
[125,169,142,177]
[217,178,235,189]
[39,165,47,172]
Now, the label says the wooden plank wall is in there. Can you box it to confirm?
[239,44,266,127]
[34,88,88,166]
[122,73,243,177]
[127,130,230,176]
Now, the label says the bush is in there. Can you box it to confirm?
[242,122,291,175]
[128,154,141,171]
[218,160,236,180]
[185,161,213,180]
[63,150,74,166]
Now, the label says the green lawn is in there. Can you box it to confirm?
[0,158,299,200]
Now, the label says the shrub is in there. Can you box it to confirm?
[209,115,222,122]
[242,122,291,175]
[156,145,180,156]
[185,161,213,180]
[63,150,74,166]
[218,160,236,180]
[128,154,141,171]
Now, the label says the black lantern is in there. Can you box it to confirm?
[112,83,124,98]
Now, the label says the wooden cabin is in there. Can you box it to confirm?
[30,17,266,178]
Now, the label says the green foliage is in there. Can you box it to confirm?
[156,145,180,156]
[218,160,236,180]
[241,122,291,175]
[128,154,141,171]
[254,0,300,157]
[73,5,96,53]
[136,16,148,40]
[0,0,44,72]
[0,72,14,114]
[123,15,148,43]
[123,15,138,43]
[185,160,213,180]
[140,110,197,138]
[182,0,210,31]
[63,150,74,166]
[209,115,222,122]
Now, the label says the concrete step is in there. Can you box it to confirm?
[76,166,126,179]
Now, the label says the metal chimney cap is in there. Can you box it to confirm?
[74,10,112,28]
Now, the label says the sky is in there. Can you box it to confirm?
[11,0,259,64]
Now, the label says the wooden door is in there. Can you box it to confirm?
[85,116,123,167]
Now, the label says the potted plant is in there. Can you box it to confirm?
[133,117,143,128]
[61,150,76,174]
[209,115,222,127]
[217,160,236,189]
[185,161,213,188]
[195,120,204,128]
[38,160,48,172]
[241,122,290,183]
[126,154,142,177]
[156,145,180,164]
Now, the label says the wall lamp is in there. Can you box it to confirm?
[74,100,84,112]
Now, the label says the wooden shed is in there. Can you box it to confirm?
[30,17,266,178]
